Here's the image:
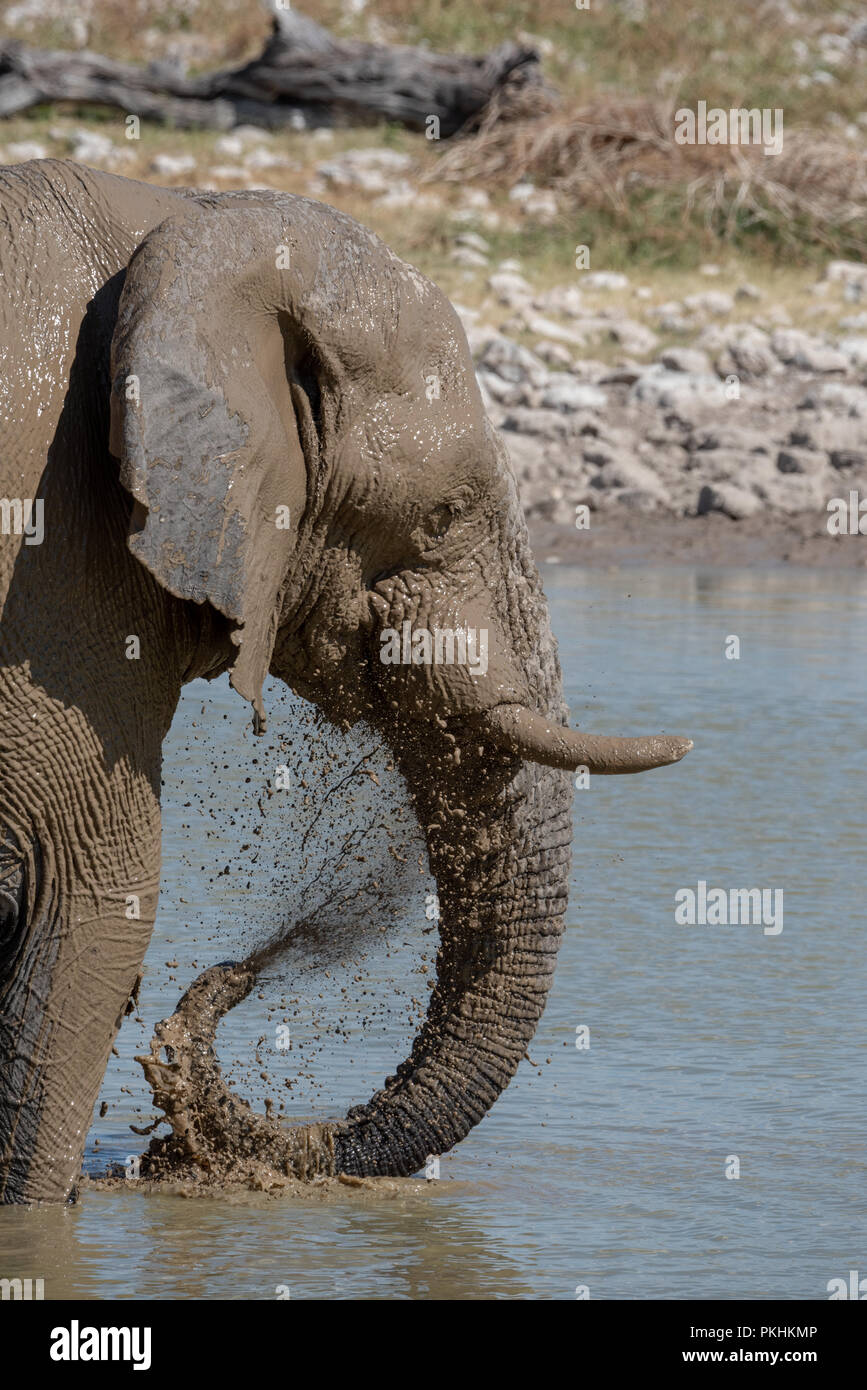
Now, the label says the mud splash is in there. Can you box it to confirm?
[85,685,437,1197]
[127,936,348,1194]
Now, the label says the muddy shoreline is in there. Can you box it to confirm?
[529,512,867,569]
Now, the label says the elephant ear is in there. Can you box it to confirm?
[109,208,314,731]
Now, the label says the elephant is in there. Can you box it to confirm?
[0,158,691,1204]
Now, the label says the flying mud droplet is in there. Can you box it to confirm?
[103,679,436,1192]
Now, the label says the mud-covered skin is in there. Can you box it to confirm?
[0,160,690,1203]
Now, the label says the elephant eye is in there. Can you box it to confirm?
[0,835,28,963]
[0,867,24,961]
[0,889,19,948]
[426,503,456,540]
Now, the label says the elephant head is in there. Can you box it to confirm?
[107,191,690,1179]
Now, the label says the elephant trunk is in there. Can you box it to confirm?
[136,740,571,1183]
[322,744,572,1176]
[282,544,577,1174]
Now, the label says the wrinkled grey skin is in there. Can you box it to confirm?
[0,161,690,1203]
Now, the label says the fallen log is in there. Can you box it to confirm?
[0,6,552,137]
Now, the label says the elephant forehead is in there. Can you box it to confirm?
[350,393,485,487]
[310,232,399,323]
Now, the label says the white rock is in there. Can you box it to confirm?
[73,130,120,165]
[596,457,667,496]
[608,319,658,355]
[316,148,411,193]
[800,382,867,416]
[776,448,827,476]
[533,285,585,318]
[457,187,491,210]
[451,246,488,268]
[700,323,778,377]
[684,290,735,317]
[650,300,694,333]
[818,32,851,60]
[614,488,665,513]
[630,366,726,408]
[693,450,773,488]
[534,341,574,368]
[6,141,47,161]
[836,337,867,369]
[475,370,524,405]
[375,181,417,208]
[487,272,533,306]
[522,190,559,220]
[540,379,608,412]
[520,313,587,347]
[754,473,828,514]
[761,304,792,327]
[454,231,490,255]
[583,271,629,291]
[244,147,291,171]
[151,152,197,177]
[477,335,549,387]
[344,148,412,171]
[501,407,587,441]
[652,299,686,319]
[348,172,398,197]
[770,328,848,372]
[233,125,271,145]
[697,483,762,519]
[660,346,713,374]
[823,259,867,287]
[208,165,249,181]
[215,135,244,158]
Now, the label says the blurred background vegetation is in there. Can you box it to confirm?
[1,0,865,297]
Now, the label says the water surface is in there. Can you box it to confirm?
[2,565,864,1299]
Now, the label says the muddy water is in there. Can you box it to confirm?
[1,565,865,1299]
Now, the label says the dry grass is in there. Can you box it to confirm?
[426,95,867,258]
